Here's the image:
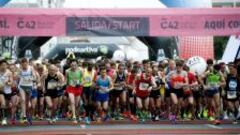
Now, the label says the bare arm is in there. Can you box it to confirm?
[41,73,47,93]
[150,76,157,91]
[132,75,140,94]
[108,77,114,91]
[57,72,65,87]
[199,71,209,86]
[220,73,226,87]
[112,72,119,87]
[183,72,189,87]
[35,72,41,88]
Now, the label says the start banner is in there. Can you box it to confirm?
[0,8,240,36]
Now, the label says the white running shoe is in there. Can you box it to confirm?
[52,118,57,123]
[229,113,234,120]
[1,118,7,126]
[48,119,53,124]
[155,116,159,121]
[223,111,229,120]
[236,112,240,120]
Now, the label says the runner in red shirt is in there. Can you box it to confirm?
[169,61,189,123]
[133,67,156,122]
[126,68,138,121]
[182,65,198,120]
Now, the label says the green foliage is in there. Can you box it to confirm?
[214,36,229,60]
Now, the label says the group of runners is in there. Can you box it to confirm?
[0,57,239,126]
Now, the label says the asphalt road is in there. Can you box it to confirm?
[0,120,240,135]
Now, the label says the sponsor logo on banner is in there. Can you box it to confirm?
[0,15,63,36]
[99,46,108,55]
[65,45,110,55]
[0,18,9,29]
[44,43,120,59]
[153,15,240,36]
[66,17,149,36]
[1,8,240,36]
[16,17,56,30]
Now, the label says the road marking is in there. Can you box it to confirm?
[206,124,222,129]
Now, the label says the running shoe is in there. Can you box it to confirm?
[52,118,57,123]
[170,115,176,124]
[155,116,160,121]
[96,117,102,123]
[151,115,155,121]
[183,113,187,119]
[48,118,53,124]
[130,115,138,121]
[11,118,16,125]
[111,112,117,120]
[229,113,234,120]
[55,116,59,121]
[103,115,110,122]
[139,114,145,123]
[140,118,145,123]
[72,117,78,124]
[20,117,28,124]
[122,111,130,118]
[208,116,215,121]
[85,117,91,124]
[223,111,229,120]
[187,113,193,120]
[139,111,144,120]
[1,118,7,126]
[118,115,124,120]
[213,119,221,125]
[27,117,32,125]
[168,114,173,121]
[67,112,72,120]
[78,117,83,122]
[233,120,238,124]
[197,113,201,119]
[39,116,44,120]
[237,111,240,120]
[203,109,208,118]
[115,113,124,120]
[90,115,95,122]
[143,111,149,120]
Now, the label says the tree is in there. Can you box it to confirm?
[214,36,229,60]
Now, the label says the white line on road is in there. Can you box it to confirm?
[205,124,222,129]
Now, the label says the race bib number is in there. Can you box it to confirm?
[191,86,199,91]
[47,81,58,90]
[183,86,190,92]
[115,86,123,90]
[21,76,32,86]
[208,83,219,90]
[139,83,149,91]
[115,82,124,90]
[174,82,182,89]
[229,80,237,91]
[70,80,80,86]
[227,91,237,99]
[99,86,108,93]
[85,77,91,83]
